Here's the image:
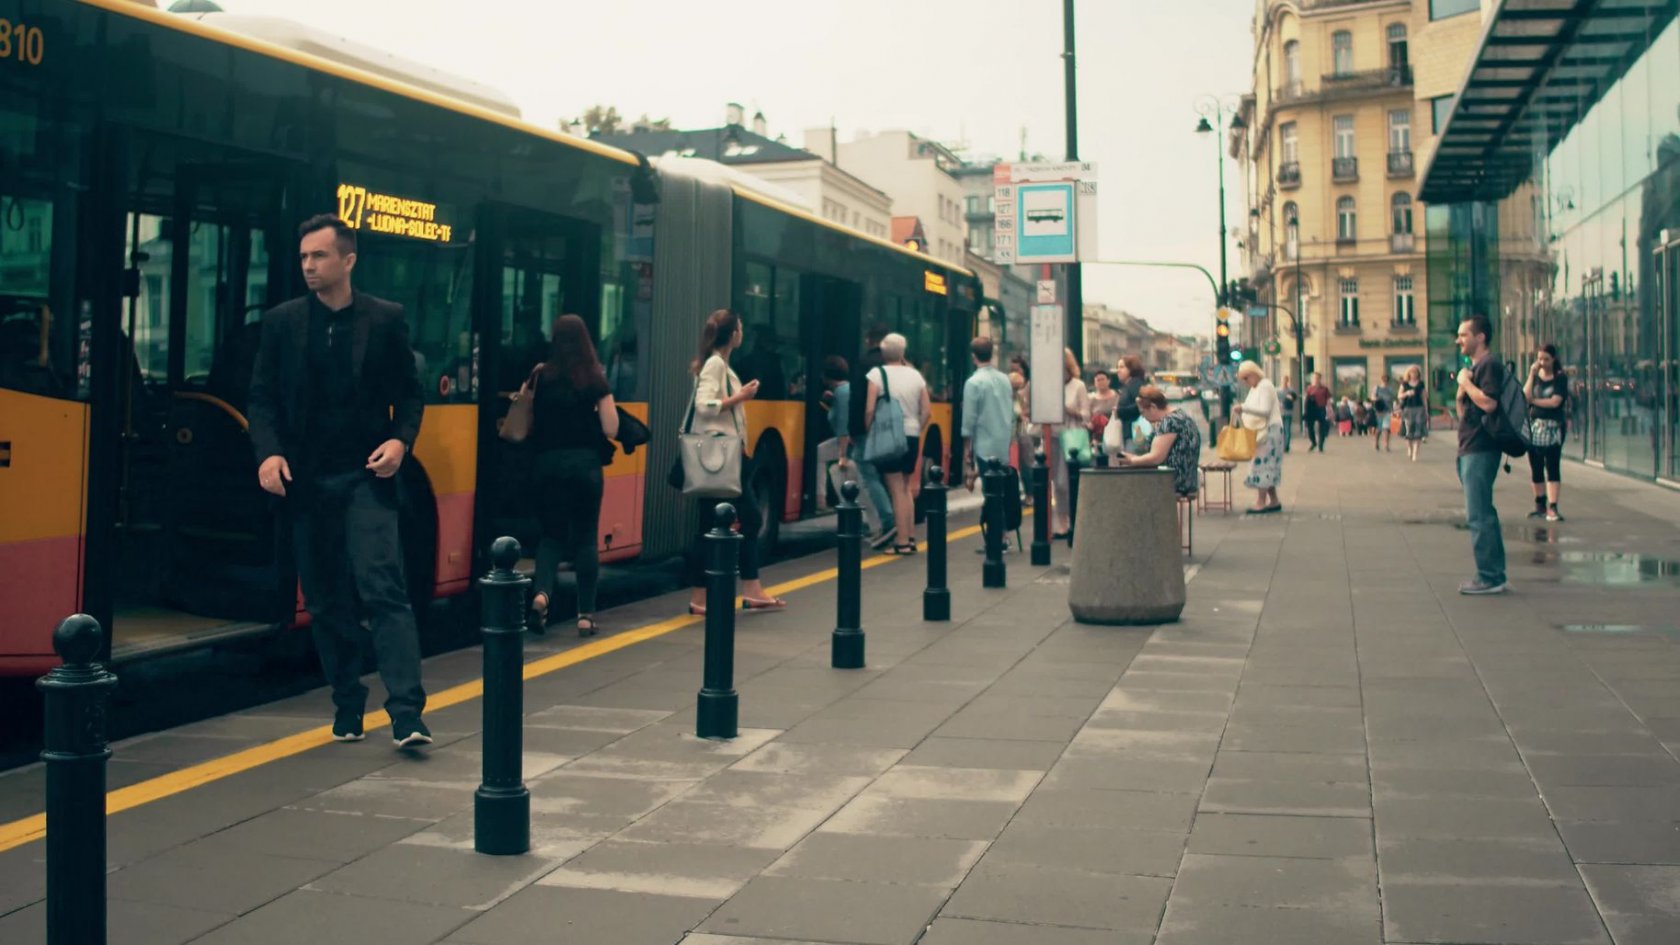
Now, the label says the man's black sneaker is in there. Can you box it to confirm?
[392,717,433,749]
[331,709,365,742]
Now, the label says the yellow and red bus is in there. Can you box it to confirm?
[0,0,978,674]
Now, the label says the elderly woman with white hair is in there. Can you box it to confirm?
[1231,360,1285,514]
[864,332,931,555]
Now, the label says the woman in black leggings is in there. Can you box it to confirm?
[1523,344,1568,522]
[525,315,618,636]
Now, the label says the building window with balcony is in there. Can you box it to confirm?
[1393,275,1415,326]
[1284,202,1299,260]
[1333,116,1357,181]
[1337,197,1357,243]
[1283,39,1301,95]
[1387,23,1408,77]
[1331,31,1353,76]
[1339,278,1360,326]
[1388,110,1414,178]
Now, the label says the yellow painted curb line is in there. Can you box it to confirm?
[0,521,990,852]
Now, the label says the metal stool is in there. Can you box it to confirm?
[1198,462,1235,514]
[1177,493,1196,555]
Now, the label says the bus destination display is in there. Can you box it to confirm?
[1,17,46,66]
[337,183,454,243]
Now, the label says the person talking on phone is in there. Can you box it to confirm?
[684,310,786,615]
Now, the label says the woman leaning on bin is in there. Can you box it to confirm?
[1114,385,1202,498]
[685,310,787,615]
[525,314,617,638]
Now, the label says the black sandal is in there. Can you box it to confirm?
[577,615,597,638]
[528,594,549,635]
[891,543,919,555]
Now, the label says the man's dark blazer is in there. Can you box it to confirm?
[248,291,424,468]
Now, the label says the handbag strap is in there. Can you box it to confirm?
[683,356,740,435]
[874,365,891,403]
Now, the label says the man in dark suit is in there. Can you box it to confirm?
[249,214,430,748]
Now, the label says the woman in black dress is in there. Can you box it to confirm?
[524,314,618,636]
[1523,344,1569,522]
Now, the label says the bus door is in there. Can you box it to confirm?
[475,208,630,563]
[93,136,293,662]
[799,274,861,515]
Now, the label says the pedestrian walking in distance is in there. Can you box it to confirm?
[1371,374,1395,452]
[1398,364,1428,462]
[1455,314,1508,595]
[684,310,786,614]
[1278,376,1298,452]
[1524,344,1569,522]
[522,314,617,638]
[248,214,431,748]
[1232,361,1285,514]
[825,355,895,549]
[961,336,1016,550]
[1304,372,1332,451]
[865,332,932,555]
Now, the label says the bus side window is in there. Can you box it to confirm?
[0,196,71,398]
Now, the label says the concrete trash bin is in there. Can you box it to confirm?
[1067,467,1186,625]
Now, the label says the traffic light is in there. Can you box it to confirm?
[1215,306,1233,364]
[1229,346,1245,364]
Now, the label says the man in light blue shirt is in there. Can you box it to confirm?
[962,336,1016,470]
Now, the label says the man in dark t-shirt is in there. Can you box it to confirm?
[1454,314,1507,595]
[1304,373,1332,451]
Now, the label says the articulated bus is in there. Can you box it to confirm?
[0,0,978,675]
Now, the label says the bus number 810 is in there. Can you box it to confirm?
[0,19,45,66]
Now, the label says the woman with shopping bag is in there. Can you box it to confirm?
[681,310,786,615]
[1231,360,1285,514]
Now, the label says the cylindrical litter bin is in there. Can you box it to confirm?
[1067,466,1185,625]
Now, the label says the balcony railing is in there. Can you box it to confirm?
[1387,150,1415,178]
[1278,162,1301,188]
[1335,319,1362,334]
[1332,157,1358,182]
[1274,65,1413,107]
[1391,233,1415,253]
[1389,319,1418,331]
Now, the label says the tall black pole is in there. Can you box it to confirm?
[475,537,530,856]
[1215,110,1233,420]
[696,503,741,740]
[39,615,116,945]
[832,481,865,668]
[1063,0,1083,363]
[1295,224,1305,388]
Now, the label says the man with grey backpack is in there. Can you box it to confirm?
[1454,314,1529,596]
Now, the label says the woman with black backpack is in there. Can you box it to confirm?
[1523,344,1569,522]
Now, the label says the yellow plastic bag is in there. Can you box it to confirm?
[1217,425,1257,462]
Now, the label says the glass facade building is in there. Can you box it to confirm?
[1422,2,1680,484]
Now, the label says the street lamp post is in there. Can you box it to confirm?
[1195,95,1244,418]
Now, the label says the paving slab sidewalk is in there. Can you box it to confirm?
[3,439,1680,945]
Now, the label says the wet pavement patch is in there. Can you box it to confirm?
[1555,623,1680,640]
[1552,551,1680,586]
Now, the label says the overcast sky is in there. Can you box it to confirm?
[217,0,1256,338]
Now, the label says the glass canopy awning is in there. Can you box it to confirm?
[1419,0,1679,204]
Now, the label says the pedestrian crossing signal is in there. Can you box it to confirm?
[1229,348,1244,363]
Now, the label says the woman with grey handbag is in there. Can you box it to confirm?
[864,332,930,555]
[684,310,786,615]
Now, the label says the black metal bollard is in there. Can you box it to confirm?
[832,480,865,668]
[981,461,1008,588]
[1066,450,1083,547]
[1030,450,1051,566]
[1094,445,1111,469]
[476,537,530,856]
[38,614,117,945]
[922,465,951,620]
[697,503,741,739]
